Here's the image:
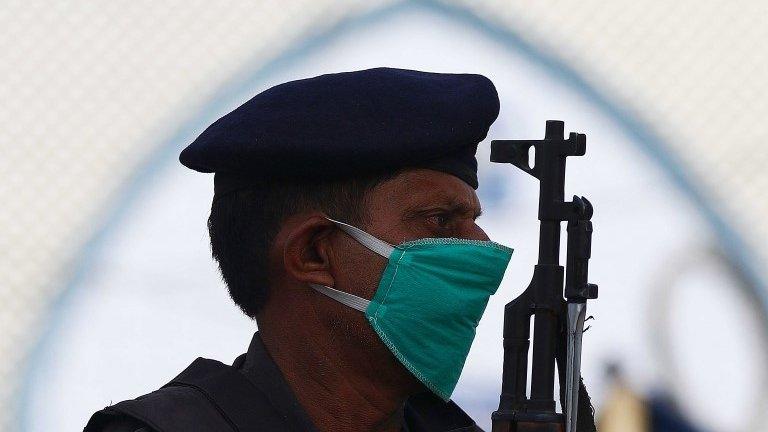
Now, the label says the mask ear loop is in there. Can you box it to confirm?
[326,218,395,258]
[310,284,370,312]
[309,218,394,312]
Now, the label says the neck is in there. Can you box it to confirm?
[258,289,414,432]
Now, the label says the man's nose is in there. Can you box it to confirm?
[462,221,490,241]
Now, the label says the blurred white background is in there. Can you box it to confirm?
[2,1,768,431]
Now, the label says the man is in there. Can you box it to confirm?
[85,67,512,432]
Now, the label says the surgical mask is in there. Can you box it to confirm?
[311,218,513,400]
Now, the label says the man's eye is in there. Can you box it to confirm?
[429,213,451,228]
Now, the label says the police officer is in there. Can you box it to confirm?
[85,67,510,432]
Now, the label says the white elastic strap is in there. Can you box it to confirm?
[310,284,370,312]
[327,218,395,258]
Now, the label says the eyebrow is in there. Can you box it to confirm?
[449,201,483,219]
[405,197,483,219]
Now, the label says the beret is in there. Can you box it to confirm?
[180,67,500,195]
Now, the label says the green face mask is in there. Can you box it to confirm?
[311,218,513,400]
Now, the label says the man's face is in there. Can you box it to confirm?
[330,168,488,301]
[319,168,489,387]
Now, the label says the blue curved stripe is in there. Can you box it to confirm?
[18,0,768,430]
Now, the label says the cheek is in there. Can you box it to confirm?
[333,247,388,300]
[323,247,392,354]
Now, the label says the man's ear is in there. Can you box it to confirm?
[282,214,336,287]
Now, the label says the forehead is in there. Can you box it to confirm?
[369,168,481,210]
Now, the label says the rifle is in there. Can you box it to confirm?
[490,120,598,432]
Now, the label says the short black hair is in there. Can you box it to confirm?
[207,172,399,319]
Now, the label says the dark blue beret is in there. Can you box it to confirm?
[180,67,499,195]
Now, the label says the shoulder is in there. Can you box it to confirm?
[84,410,155,432]
[83,356,287,432]
[83,374,238,432]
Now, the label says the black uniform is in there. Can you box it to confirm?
[84,332,483,432]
